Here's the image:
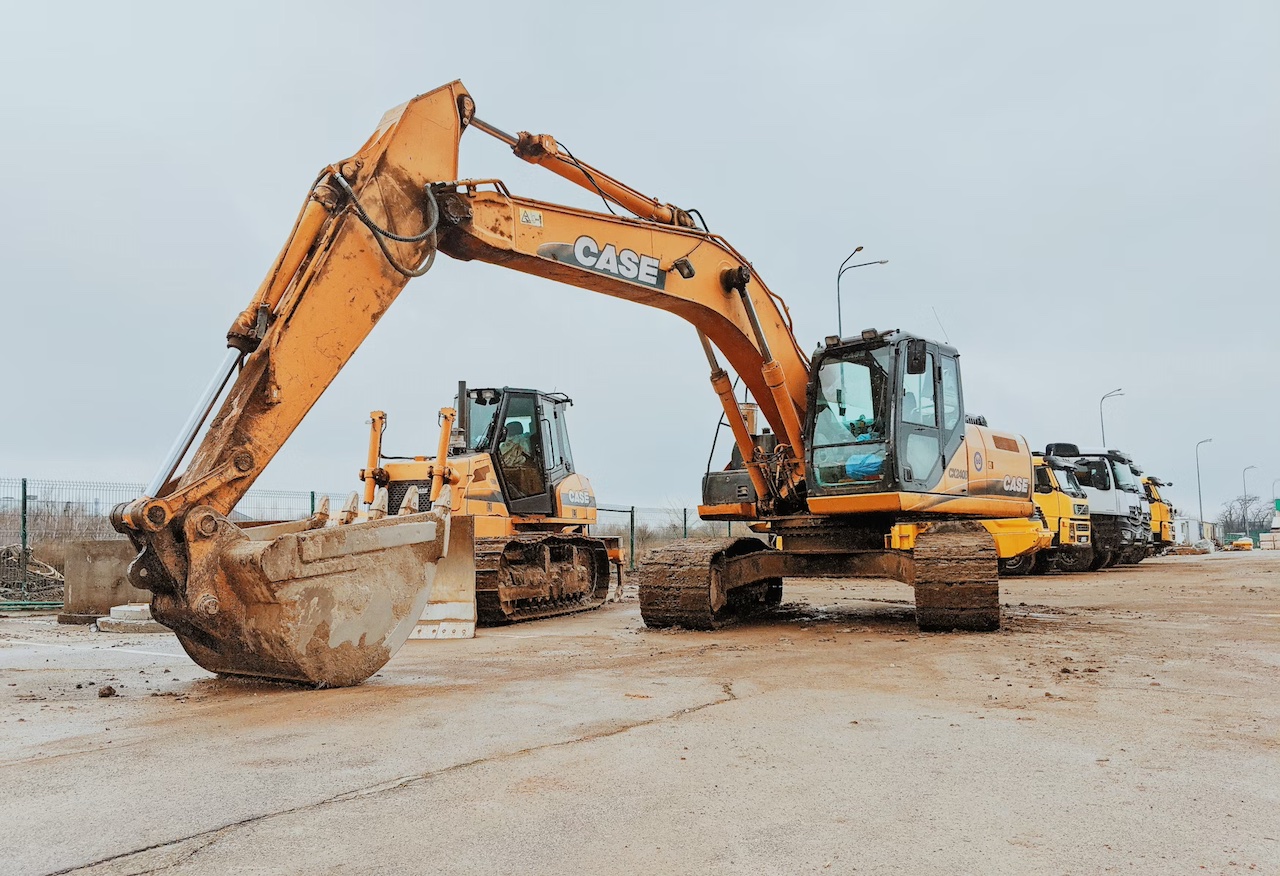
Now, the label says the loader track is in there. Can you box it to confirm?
[637,538,781,630]
[474,534,612,625]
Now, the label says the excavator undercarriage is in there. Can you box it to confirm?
[637,520,1001,633]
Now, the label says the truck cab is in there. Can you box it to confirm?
[1016,453,1092,573]
[1044,444,1148,570]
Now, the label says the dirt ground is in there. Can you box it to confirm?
[1,552,1277,875]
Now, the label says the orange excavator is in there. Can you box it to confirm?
[113,80,1047,687]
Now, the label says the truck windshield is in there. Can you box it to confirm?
[1111,460,1139,492]
[810,347,893,487]
[1055,467,1087,499]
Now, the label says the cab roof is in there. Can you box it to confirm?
[1045,444,1135,465]
[468,386,573,405]
[819,328,959,360]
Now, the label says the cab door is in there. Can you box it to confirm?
[936,353,966,479]
[493,390,553,515]
[896,342,943,491]
[896,342,967,493]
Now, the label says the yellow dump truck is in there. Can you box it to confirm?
[1142,477,1175,556]
[1000,453,1091,575]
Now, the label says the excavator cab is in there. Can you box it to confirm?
[805,330,967,497]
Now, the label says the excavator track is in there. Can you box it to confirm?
[474,534,612,625]
[910,520,1001,632]
[637,538,781,630]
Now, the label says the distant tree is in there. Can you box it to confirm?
[1216,494,1275,537]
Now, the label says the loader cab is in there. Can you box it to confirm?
[464,386,576,516]
[804,330,965,497]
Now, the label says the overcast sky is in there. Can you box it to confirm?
[2,1,1277,520]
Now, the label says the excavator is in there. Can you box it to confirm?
[358,382,621,631]
[112,80,1047,687]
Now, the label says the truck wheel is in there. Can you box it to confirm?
[1055,548,1092,574]
[998,554,1034,577]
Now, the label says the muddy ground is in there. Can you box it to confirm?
[1,552,1276,875]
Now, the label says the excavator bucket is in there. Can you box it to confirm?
[409,515,477,639]
[138,496,453,687]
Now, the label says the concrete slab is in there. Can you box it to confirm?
[96,602,170,634]
[0,554,1276,875]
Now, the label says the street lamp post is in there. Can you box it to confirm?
[1099,388,1124,446]
[1242,465,1258,539]
[835,247,889,338]
[1195,438,1212,528]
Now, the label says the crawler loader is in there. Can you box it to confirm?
[358,382,622,633]
[113,80,1048,687]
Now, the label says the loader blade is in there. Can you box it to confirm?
[145,504,451,687]
[409,514,477,639]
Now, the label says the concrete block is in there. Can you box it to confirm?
[57,540,149,624]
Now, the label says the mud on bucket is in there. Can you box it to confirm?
[147,503,451,687]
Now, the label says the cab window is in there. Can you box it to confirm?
[902,353,936,427]
[1076,460,1111,490]
[939,356,960,431]
[810,347,892,488]
[497,393,546,499]
[540,415,558,470]
[554,406,575,471]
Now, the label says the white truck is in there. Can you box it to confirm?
[1044,444,1150,569]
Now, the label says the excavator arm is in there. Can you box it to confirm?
[114,80,816,686]
[111,83,480,686]
[433,184,811,500]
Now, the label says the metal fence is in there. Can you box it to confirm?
[0,478,353,548]
[0,476,756,604]
[593,505,760,570]
[0,478,356,607]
